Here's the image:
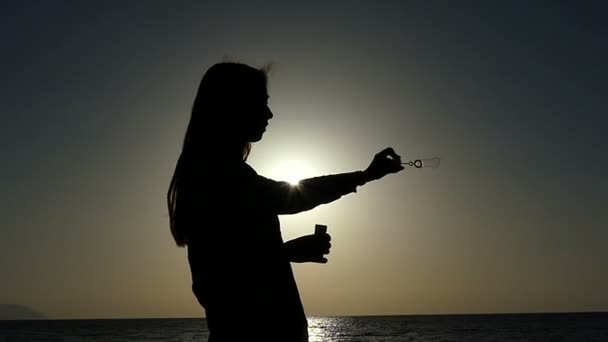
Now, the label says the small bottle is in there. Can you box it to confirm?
[315,224,327,235]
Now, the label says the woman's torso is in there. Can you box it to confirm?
[183,161,308,333]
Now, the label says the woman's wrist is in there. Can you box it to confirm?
[355,170,370,186]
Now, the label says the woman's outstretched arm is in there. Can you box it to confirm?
[248,147,405,214]
[256,171,367,214]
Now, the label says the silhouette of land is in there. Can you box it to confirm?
[0,304,46,320]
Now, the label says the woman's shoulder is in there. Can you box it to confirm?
[241,161,258,175]
[205,160,260,185]
[189,159,256,175]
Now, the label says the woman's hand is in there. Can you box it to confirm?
[363,147,405,182]
[284,233,331,263]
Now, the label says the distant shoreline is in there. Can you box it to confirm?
[0,304,46,320]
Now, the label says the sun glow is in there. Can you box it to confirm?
[268,160,316,185]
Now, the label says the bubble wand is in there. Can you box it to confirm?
[401,157,441,169]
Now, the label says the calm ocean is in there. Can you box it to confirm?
[1,313,606,341]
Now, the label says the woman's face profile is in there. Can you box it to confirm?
[245,87,273,143]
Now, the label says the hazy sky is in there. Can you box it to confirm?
[1,1,607,319]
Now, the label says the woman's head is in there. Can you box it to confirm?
[186,62,273,159]
[168,62,273,247]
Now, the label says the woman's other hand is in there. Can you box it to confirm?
[363,147,405,182]
[284,233,332,263]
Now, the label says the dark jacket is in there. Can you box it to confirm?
[184,160,364,339]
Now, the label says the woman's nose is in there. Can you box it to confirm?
[266,106,273,119]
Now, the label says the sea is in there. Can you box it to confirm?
[1,313,606,342]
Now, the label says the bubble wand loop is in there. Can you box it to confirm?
[401,157,441,169]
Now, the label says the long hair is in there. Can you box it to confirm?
[167,62,269,247]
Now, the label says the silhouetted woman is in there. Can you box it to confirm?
[167,62,404,341]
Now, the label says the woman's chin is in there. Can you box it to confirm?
[248,130,265,142]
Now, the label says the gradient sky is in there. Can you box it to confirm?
[1,1,607,319]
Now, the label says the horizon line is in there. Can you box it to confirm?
[4,310,607,321]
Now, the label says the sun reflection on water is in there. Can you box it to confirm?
[307,317,345,342]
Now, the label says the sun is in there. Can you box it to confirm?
[268,160,316,186]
